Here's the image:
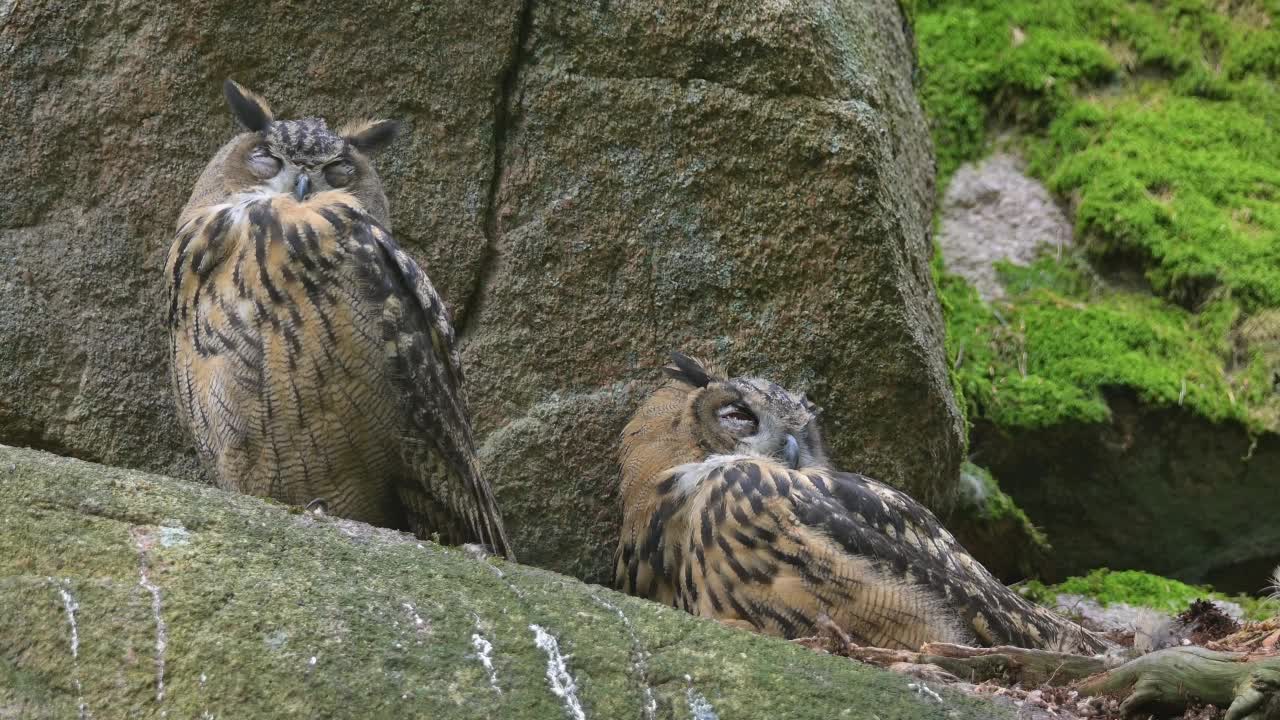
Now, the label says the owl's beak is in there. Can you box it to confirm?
[782,434,800,469]
[293,174,312,201]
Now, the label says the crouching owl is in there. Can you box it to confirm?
[616,353,1106,653]
[166,80,512,558]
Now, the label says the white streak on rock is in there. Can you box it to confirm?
[158,524,190,547]
[531,624,586,720]
[908,682,944,704]
[686,686,718,720]
[471,619,501,693]
[588,592,656,720]
[138,566,167,702]
[52,578,91,719]
[402,602,428,637]
[684,675,719,720]
[56,584,80,659]
[133,534,168,705]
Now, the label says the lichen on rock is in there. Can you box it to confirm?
[0,445,1012,719]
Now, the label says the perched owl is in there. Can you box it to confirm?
[166,80,512,558]
[616,353,1107,653]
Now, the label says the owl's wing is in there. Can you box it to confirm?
[669,459,1104,652]
[333,204,514,559]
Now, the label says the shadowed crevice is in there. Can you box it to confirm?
[457,0,535,339]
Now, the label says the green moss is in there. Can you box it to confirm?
[994,255,1098,300]
[1020,568,1280,621]
[917,0,1280,184]
[914,0,1117,181]
[1056,569,1218,613]
[1038,91,1280,311]
[919,0,1280,431]
[957,462,1043,532]
[939,254,1255,429]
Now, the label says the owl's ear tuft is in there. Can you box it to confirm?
[341,119,401,154]
[224,79,273,132]
[665,352,715,388]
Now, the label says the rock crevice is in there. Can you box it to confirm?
[461,0,536,338]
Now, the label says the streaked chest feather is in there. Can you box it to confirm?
[167,192,403,512]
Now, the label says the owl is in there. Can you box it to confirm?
[166,80,513,558]
[615,353,1106,653]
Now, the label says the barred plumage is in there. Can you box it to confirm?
[616,353,1105,653]
[166,81,512,558]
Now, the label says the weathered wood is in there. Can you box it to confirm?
[805,610,1280,718]
[1076,646,1280,720]
[919,643,1119,687]
[825,637,1121,686]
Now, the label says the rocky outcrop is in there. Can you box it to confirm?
[0,445,1010,719]
[974,389,1280,593]
[1,0,959,584]
[937,153,1072,301]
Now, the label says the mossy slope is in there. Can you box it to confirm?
[915,0,1280,587]
[1021,568,1280,621]
[0,445,1009,719]
[918,0,1280,433]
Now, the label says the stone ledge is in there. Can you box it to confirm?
[0,445,1009,719]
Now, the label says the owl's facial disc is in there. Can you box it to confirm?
[722,378,823,470]
[718,400,801,469]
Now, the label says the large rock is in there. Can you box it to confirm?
[451,0,962,581]
[0,445,1010,719]
[1,0,961,584]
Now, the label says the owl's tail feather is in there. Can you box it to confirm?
[458,453,516,561]
[395,444,516,561]
[397,478,514,561]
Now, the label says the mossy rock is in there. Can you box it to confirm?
[1020,568,1280,621]
[918,0,1280,588]
[921,0,1280,432]
[970,392,1280,592]
[0,445,1011,719]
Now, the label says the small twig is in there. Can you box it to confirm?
[1243,436,1258,462]
[1044,658,1068,687]
[817,613,854,654]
